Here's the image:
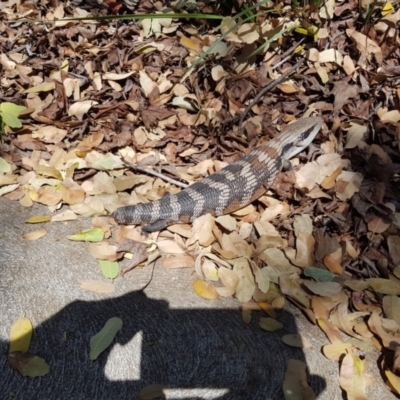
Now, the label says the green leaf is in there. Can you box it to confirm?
[0,102,27,128]
[89,317,123,361]
[259,317,283,332]
[67,228,104,242]
[98,260,119,279]
[304,267,335,282]
[0,157,11,173]
[9,317,33,353]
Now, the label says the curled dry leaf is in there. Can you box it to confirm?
[317,318,344,344]
[68,100,98,120]
[339,353,367,400]
[368,312,400,350]
[68,228,104,242]
[323,343,353,361]
[217,266,239,296]
[385,370,400,395]
[330,301,365,340]
[201,259,219,281]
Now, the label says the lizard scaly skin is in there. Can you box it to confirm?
[113,117,323,232]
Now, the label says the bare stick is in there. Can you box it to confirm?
[120,155,189,188]
[238,57,306,131]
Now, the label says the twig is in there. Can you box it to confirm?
[120,154,189,188]
[238,57,306,132]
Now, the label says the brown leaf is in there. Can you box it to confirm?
[283,359,316,400]
[323,343,353,361]
[279,274,310,308]
[78,280,115,294]
[323,255,344,274]
[317,318,344,344]
[162,254,194,269]
[23,229,47,241]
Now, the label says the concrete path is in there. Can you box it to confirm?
[0,198,392,399]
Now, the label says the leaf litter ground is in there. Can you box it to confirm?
[1,0,400,398]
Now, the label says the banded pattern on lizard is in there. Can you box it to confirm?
[113,117,323,232]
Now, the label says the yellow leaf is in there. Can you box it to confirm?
[385,369,400,394]
[25,215,52,224]
[9,317,33,353]
[192,279,219,300]
[382,2,393,16]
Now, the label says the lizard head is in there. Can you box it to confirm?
[280,117,323,160]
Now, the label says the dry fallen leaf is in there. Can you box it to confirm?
[283,359,316,400]
[192,279,219,300]
[23,229,47,240]
[339,353,367,400]
[78,280,115,294]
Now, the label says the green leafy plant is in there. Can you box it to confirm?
[0,102,27,134]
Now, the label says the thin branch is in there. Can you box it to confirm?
[238,57,306,132]
[120,154,189,189]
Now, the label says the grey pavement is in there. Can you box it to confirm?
[0,198,393,399]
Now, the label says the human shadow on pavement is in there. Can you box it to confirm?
[0,290,326,400]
